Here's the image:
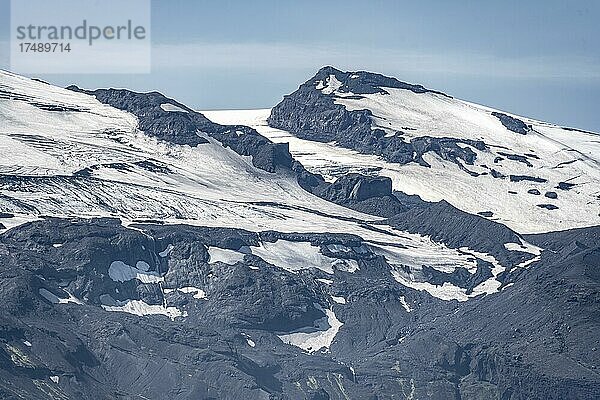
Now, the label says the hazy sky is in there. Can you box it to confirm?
[1,0,599,132]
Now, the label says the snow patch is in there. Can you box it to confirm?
[331,296,346,304]
[102,299,184,320]
[391,277,471,302]
[516,255,541,268]
[399,296,412,312]
[208,246,246,265]
[332,259,360,273]
[158,244,173,257]
[23,341,32,347]
[277,304,343,353]
[242,333,256,347]
[326,244,352,254]
[177,286,206,299]
[320,75,343,95]
[160,103,188,113]
[39,288,82,305]
[504,239,542,255]
[164,286,206,299]
[316,278,333,285]
[50,376,59,384]
[251,240,355,274]
[369,237,479,275]
[0,215,42,231]
[380,240,507,302]
[108,260,163,284]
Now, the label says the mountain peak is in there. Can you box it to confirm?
[309,66,441,97]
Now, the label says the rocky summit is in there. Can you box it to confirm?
[0,68,599,399]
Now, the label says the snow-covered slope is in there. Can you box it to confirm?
[264,67,600,234]
[2,70,599,400]
[0,70,528,304]
[0,70,371,231]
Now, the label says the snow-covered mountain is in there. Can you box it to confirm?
[254,66,600,233]
[0,69,599,399]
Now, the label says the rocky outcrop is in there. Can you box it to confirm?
[492,112,530,135]
[67,86,296,175]
[509,175,547,183]
[386,199,528,267]
[0,218,598,399]
[319,174,391,202]
[268,66,487,169]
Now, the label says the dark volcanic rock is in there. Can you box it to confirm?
[315,175,407,217]
[509,175,547,183]
[528,189,541,195]
[491,112,530,134]
[557,182,576,191]
[386,200,528,267]
[545,191,558,199]
[320,174,392,202]
[66,86,297,176]
[490,168,505,179]
[0,218,598,399]
[537,203,559,210]
[497,151,533,167]
[66,86,210,146]
[268,66,486,170]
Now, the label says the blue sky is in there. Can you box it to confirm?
[1,0,599,131]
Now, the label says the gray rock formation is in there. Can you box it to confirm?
[491,112,530,135]
[0,217,598,399]
[268,66,487,169]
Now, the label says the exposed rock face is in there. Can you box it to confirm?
[538,203,559,210]
[491,112,530,135]
[316,174,405,217]
[66,86,211,146]
[1,69,598,400]
[386,199,526,267]
[268,66,486,168]
[319,174,390,202]
[0,218,598,399]
[509,175,548,183]
[557,182,576,191]
[67,86,294,174]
